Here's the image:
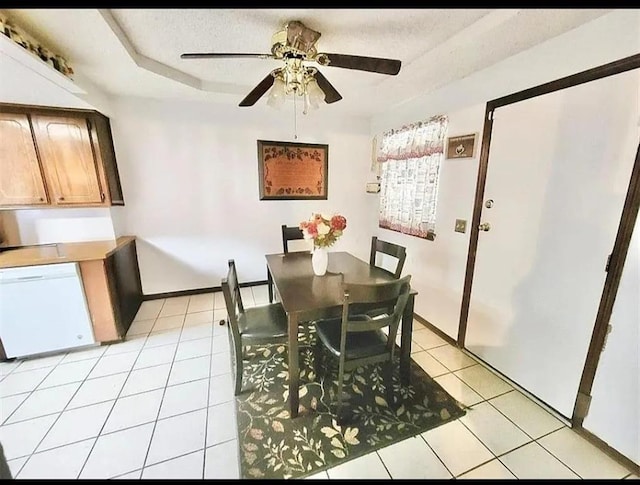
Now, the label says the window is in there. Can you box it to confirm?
[376,115,448,240]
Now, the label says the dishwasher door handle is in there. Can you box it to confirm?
[14,275,46,281]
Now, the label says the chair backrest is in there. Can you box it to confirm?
[340,274,412,357]
[369,236,407,279]
[221,259,244,343]
[281,224,305,254]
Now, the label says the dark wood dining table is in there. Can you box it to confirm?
[265,250,417,418]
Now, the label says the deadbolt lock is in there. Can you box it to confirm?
[485,199,494,208]
[479,222,491,232]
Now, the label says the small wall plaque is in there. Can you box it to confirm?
[446,134,477,159]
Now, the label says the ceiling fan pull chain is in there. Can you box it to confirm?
[293,94,298,140]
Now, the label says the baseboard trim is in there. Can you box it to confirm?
[142,280,269,301]
[413,313,457,346]
[573,426,640,477]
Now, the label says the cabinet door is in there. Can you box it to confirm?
[0,113,48,206]
[32,115,104,205]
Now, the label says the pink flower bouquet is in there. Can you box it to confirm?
[299,213,347,248]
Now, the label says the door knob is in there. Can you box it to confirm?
[479,222,491,232]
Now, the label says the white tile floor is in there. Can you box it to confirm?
[1,286,637,480]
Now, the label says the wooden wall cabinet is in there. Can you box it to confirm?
[0,112,48,206]
[0,103,124,208]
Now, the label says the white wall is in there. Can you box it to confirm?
[109,96,376,295]
[370,9,640,339]
[5,208,115,245]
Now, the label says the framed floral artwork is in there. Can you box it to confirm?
[257,140,328,200]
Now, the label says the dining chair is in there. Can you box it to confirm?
[369,236,407,278]
[313,274,412,423]
[281,224,306,254]
[268,224,308,302]
[221,259,289,395]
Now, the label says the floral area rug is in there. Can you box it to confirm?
[234,328,466,479]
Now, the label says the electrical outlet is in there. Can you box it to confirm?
[455,219,467,233]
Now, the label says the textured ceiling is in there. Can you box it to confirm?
[2,8,612,117]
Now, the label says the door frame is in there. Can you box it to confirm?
[457,53,640,427]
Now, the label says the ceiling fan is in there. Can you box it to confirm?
[180,20,402,109]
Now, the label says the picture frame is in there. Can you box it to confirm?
[257,140,329,200]
[446,133,477,159]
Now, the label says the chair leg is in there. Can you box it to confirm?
[313,340,323,382]
[336,361,345,424]
[383,360,395,408]
[267,267,273,303]
[233,340,243,396]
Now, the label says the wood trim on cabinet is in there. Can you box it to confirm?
[0,338,7,362]
[79,259,119,342]
[91,114,124,205]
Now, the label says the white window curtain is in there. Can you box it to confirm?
[376,115,448,239]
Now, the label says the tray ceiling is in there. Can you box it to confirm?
[2,8,611,117]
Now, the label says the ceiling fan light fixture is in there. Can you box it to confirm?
[307,77,325,108]
[266,76,286,110]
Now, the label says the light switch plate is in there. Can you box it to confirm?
[455,219,467,233]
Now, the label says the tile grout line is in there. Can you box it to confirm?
[411,339,553,478]
[74,301,169,479]
[200,319,215,479]
[136,306,186,477]
[3,328,220,411]
[417,431,457,478]
[110,435,239,480]
[458,405,589,478]
[4,296,171,475]
[5,291,626,480]
[3,359,60,478]
[1,359,60,426]
[8,378,234,463]
[74,308,165,478]
[11,349,105,478]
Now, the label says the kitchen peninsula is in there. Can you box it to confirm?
[0,236,142,359]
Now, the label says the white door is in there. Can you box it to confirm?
[465,68,639,418]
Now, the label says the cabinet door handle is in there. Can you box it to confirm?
[39,197,44,201]
[101,193,105,202]
[58,197,65,201]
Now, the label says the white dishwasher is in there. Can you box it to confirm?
[0,262,96,358]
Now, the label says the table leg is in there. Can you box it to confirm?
[267,266,274,303]
[288,312,299,418]
[400,293,415,385]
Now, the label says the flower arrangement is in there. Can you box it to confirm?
[300,213,347,248]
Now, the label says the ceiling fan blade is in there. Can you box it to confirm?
[239,72,276,107]
[181,53,274,60]
[316,53,401,75]
[313,70,342,104]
